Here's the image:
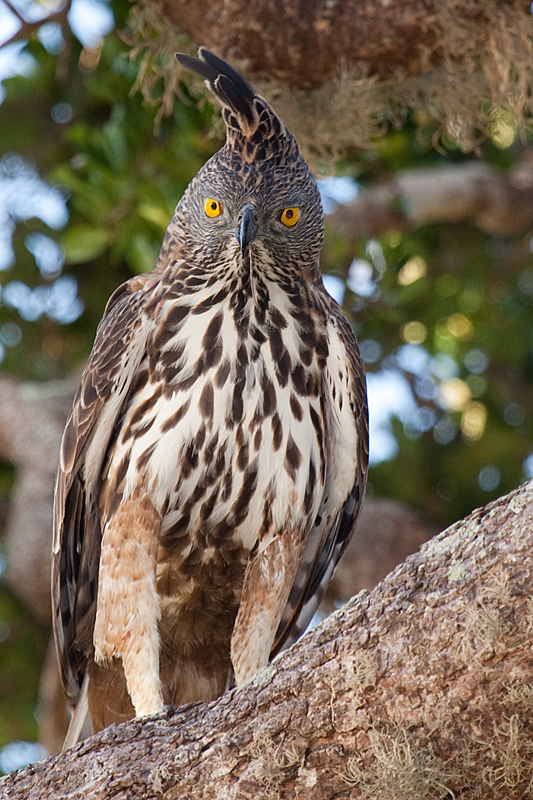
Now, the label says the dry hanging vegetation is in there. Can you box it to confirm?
[2,479,533,799]
[124,0,533,159]
[4,0,533,156]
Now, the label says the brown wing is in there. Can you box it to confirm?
[272,303,369,655]
[52,274,156,709]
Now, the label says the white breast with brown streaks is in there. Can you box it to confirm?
[102,276,327,563]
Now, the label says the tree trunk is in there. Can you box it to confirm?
[2,479,532,799]
[0,376,75,622]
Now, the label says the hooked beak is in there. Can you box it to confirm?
[236,204,258,256]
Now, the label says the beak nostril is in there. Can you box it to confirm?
[238,209,256,223]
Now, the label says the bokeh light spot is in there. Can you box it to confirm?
[504,403,525,427]
[461,401,487,442]
[360,339,382,364]
[440,378,471,411]
[397,256,426,286]
[447,313,472,338]
[478,464,501,492]
[464,348,489,374]
[401,321,427,344]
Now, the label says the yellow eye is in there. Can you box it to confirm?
[205,198,222,218]
[280,207,299,227]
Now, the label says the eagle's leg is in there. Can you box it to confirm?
[231,528,305,684]
[92,491,164,718]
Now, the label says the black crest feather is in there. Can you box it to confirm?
[176,48,256,126]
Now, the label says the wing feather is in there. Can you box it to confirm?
[272,304,369,655]
[52,275,156,708]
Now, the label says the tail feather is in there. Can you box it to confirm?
[62,671,91,751]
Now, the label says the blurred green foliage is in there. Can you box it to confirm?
[0,22,217,380]
[325,213,533,525]
[0,570,49,749]
[0,0,532,761]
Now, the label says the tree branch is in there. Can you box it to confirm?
[138,0,532,89]
[2,480,532,799]
[327,155,533,241]
[128,1,533,158]
[0,0,73,73]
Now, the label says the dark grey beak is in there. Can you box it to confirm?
[236,204,258,255]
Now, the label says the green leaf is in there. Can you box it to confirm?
[128,232,160,274]
[60,225,112,263]
[137,203,172,230]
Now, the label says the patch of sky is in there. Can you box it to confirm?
[404,405,436,440]
[25,232,65,277]
[347,258,377,297]
[68,0,114,47]
[0,741,48,775]
[414,375,437,401]
[430,352,459,381]
[5,0,54,22]
[3,275,83,322]
[0,0,114,52]
[0,154,67,227]
[346,240,386,298]
[396,343,430,375]
[367,341,460,459]
[0,5,21,46]
[322,274,345,305]
[37,21,64,53]
[367,369,418,463]
[0,154,68,270]
[317,176,359,215]
[0,39,37,102]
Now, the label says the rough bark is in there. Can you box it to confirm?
[326,499,437,605]
[2,479,532,800]
[328,154,533,241]
[140,0,531,89]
